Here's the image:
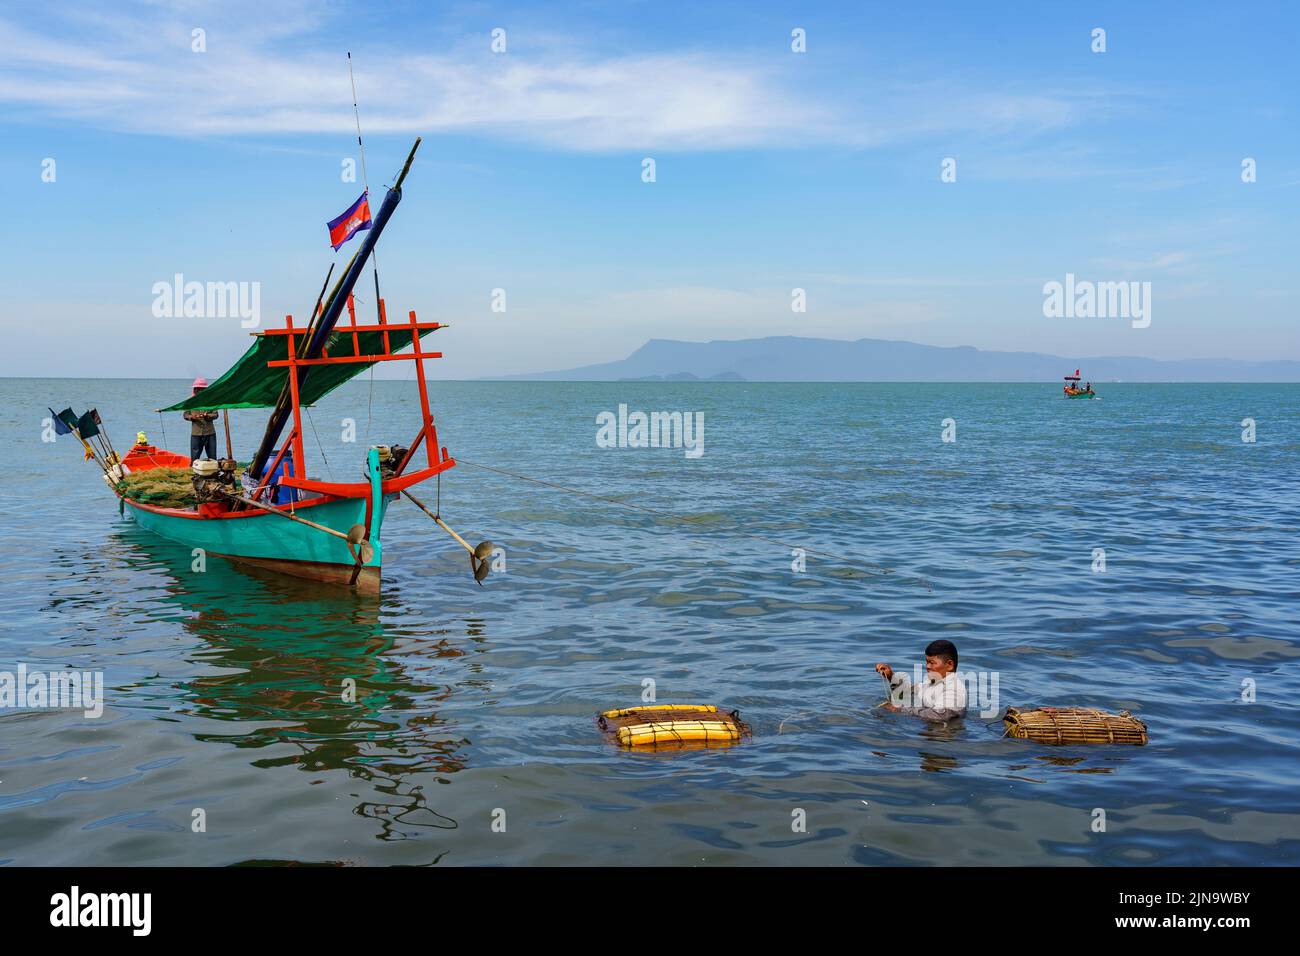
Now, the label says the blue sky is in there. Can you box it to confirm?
[1,0,1296,379]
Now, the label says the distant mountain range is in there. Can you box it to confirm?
[501,336,1300,382]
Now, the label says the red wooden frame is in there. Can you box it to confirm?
[263,295,453,500]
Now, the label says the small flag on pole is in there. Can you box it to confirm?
[50,407,96,460]
[48,407,73,436]
[76,410,100,439]
[327,190,372,250]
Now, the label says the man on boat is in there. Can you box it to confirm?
[183,377,219,462]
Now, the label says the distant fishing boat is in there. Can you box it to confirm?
[1063,368,1097,399]
[54,138,492,594]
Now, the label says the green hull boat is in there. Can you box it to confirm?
[62,138,490,595]
[120,458,392,594]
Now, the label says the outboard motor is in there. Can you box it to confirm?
[192,458,238,502]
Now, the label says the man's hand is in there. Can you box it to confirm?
[875,663,893,681]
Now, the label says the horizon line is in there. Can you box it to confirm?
[9,376,1299,385]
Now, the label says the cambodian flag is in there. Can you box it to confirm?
[327,191,372,250]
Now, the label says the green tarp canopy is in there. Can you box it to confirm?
[161,326,435,411]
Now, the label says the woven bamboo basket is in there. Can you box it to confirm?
[1004,706,1147,746]
[598,704,751,750]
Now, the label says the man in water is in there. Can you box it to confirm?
[875,640,967,721]
[184,377,219,462]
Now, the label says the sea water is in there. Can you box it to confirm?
[1,378,1297,865]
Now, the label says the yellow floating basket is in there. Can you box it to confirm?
[598,704,751,750]
[600,704,718,719]
[618,720,742,748]
[1004,706,1148,746]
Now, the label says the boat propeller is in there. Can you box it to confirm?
[346,523,375,565]
[471,540,495,583]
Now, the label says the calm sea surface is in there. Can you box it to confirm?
[2,378,1297,866]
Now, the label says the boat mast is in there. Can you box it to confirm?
[348,52,385,324]
[247,137,422,482]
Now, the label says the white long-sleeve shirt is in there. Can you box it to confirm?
[888,670,967,721]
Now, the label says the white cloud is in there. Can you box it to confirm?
[0,3,1099,151]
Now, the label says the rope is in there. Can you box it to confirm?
[305,408,333,480]
[365,363,374,447]
[453,457,930,591]
[777,712,814,734]
[158,411,168,450]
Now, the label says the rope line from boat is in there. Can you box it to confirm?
[365,362,375,448]
[305,407,334,481]
[453,457,931,591]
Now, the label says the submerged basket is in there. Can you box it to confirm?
[1004,706,1148,746]
[598,704,751,750]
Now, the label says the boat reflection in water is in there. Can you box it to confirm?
[112,527,474,845]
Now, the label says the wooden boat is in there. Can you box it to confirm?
[68,138,485,594]
[116,441,405,594]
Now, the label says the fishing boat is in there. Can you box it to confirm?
[54,138,491,594]
[1063,368,1097,399]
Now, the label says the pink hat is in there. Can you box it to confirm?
[192,377,208,393]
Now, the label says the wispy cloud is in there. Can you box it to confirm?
[0,2,1103,151]
[1092,251,1196,272]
